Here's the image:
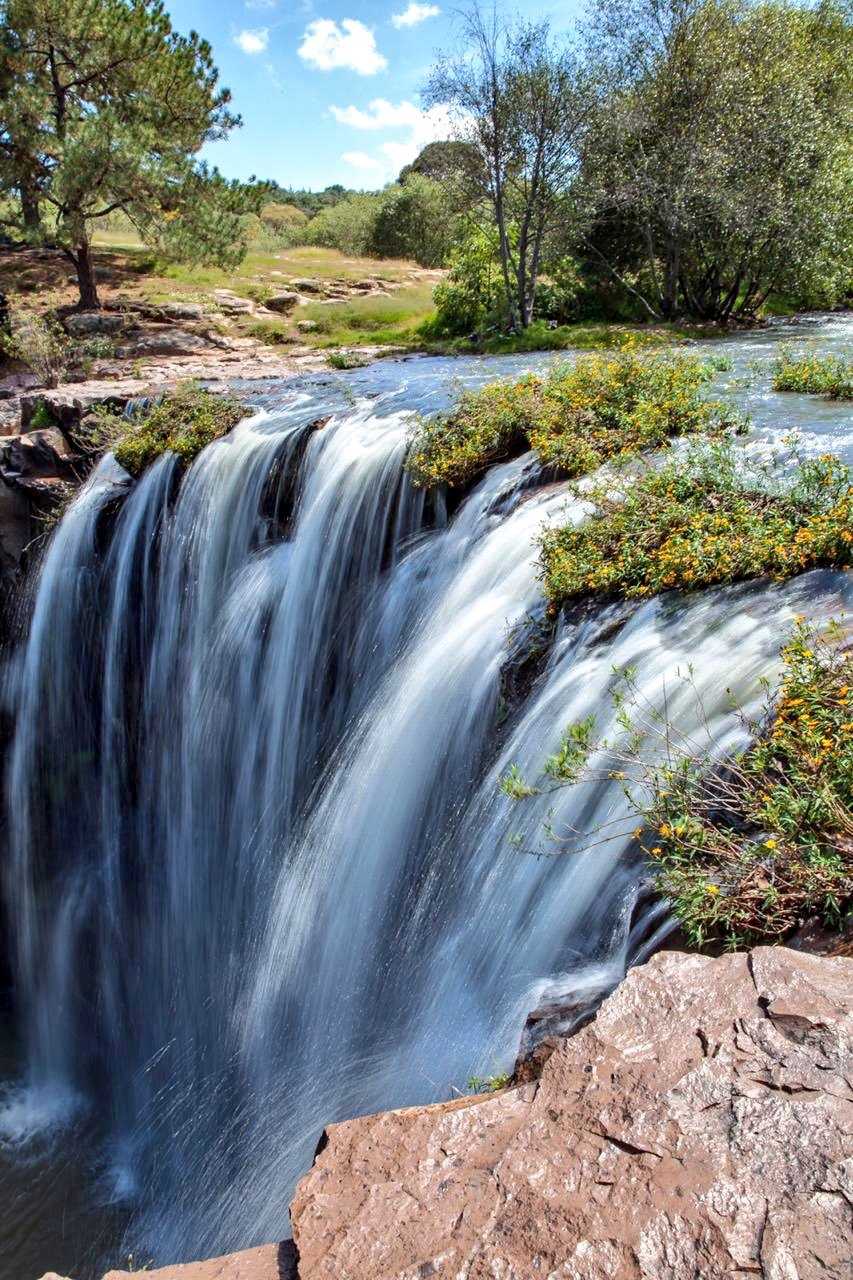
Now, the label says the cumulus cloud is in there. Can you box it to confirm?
[298,19,387,75]
[391,3,440,29]
[342,151,383,171]
[234,28,269,54]
[331,97,455,176]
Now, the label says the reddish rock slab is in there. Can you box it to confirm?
[101,1242,290,1280]
[291,948,853,1279]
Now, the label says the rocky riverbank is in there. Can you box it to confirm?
[41,946,853,1280]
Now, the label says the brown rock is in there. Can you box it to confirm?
[99,1242,289,1280]
[291,948,853,1279]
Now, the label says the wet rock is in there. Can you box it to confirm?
[291,947,853,1279]
[0,476,31,573]
[265,292,300,314]
[64,311,125,337]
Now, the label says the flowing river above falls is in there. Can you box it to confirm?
[0,315,851,1280]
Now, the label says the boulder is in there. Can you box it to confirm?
[64,311,125,337]
[296,320,319,333]
[264,293,300,315]
[159,301,205,322]
[20,387,132,431]
[289,278,323,294]
[291,948,853,1279]
[115,329,207,358]
[0,428,75,482]
[211,290,255,316]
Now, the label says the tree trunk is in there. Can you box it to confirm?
[71,242,100,309]
[19,179,41,234]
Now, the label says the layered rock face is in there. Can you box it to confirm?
[40,947,853,1280]
[291,947,852,1279]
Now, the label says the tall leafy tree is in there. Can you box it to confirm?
[426,3,598,331]
[0,0,262,307]
[581,0,853,321]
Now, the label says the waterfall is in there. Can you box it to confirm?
[2,341,851,1272]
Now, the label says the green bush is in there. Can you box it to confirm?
[540,439,853,607]
[97,384,245,477]
[405,345,741,488]
[1,305,70,387]
[772,345,853,399]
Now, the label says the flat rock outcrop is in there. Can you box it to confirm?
[290,947,853,1279]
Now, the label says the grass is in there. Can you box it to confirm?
[772,345,853,399]
[503,621,852,949]
[94,383,246,477]
[405,345,742,489]
[540,438,852,609]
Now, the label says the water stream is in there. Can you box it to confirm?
[1,316,851,1278]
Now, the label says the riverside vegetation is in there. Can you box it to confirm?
[503,623,852,950]
[405,345,852,947]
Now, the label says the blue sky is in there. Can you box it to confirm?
[164,0,584,191]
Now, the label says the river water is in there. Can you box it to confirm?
[0,315,851,1279]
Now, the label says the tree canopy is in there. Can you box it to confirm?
[0,0,263,306]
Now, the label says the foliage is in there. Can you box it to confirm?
[405,345,739,487]
[0,0,262,306]
[326,350,370,369]
[772,345,853,400]
[502,621,852,948]
[580,0,853,321]
[467,1072,511,1093]
[427,225,506,336]
[96,384,245,477]
[0,304,69,385]
[540,438,853,607]
[426,3,599,330]
[301,175,456,268]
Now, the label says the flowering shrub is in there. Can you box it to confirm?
[502,621,852,948]
[95,384,245,477]
[772,345,853,399]
[405,346,743,488]
[540,439,852,608]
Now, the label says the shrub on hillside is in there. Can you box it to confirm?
[0,305,70,386]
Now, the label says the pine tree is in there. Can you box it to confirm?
[0,0,262,307]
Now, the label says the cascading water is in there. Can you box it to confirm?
[1,318,851,1279]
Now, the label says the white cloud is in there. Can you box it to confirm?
[234,27,269,54]
[298,19,387,75]
[330,97,455,177]
[342,151,383,170]
[391,3,440,29]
